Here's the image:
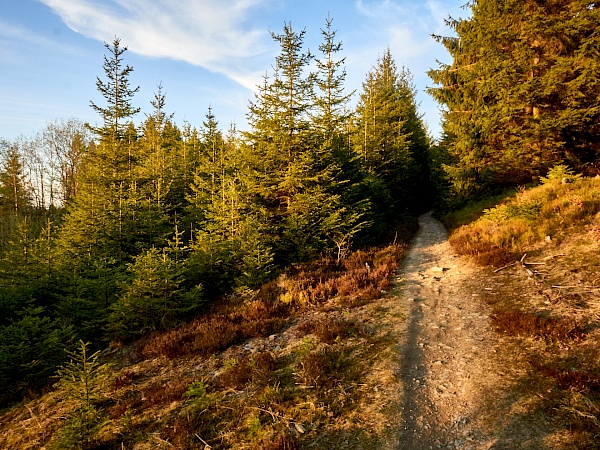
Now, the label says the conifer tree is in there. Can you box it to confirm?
[311,16,368,257]
[51,340,111,450]
[89,37,140,144]
[53,38,143,345]
[57,36,143,265]
[429,0,600,202]
[107,240,202,339]
[353,50,427,225]
[245,22,365,263]
[187,111,274,293]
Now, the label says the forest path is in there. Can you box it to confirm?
[389,212,553,450]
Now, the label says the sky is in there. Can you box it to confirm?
[0,0,468,141]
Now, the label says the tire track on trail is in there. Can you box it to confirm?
[391,212,535,450]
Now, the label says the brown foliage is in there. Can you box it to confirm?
[143,377,194,408]
[220,352,278,390]
[296,316,354,344]
[138,295,287,360]
[449,231,515,267]
[255,432,299,450]
[112,369,135,390]
[491,311,586,342]
[297,348,349,389]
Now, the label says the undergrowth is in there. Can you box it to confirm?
[449,174,600,267]
[451,170,600,448]
[1,239,410,449]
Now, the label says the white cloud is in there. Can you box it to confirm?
[39,0,272,90]
[0,19,80,56]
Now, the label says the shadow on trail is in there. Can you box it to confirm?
[396,212,447,449]
[393,211,578,449]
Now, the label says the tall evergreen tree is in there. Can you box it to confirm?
[53,38,143,345]
[353,50,428,224]
[89,37,140,144]
[244,23,319,262]
[429,0,600,202]
[311,16,368,258]
[244,22,369,263]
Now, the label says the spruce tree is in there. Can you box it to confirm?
[244,22,366,263]
[51,340,111,450]
[429,0,600,202]
[311,16,368,258]
[54,38,142,344]
[89,37,140,144]
[353,50,427,226]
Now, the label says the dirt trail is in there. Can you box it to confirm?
[391,212,551,450]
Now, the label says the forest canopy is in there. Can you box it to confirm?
[428,0,600,205]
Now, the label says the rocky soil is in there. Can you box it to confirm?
[388,212,570,450]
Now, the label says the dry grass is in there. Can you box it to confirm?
[491,311,586,342]
[0,238,411,449]
[451,175,600,448]
[449,177,600,266]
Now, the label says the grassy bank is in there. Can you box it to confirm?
[1,231,413,449]
[446,171,600,448]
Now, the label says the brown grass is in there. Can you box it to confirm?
[219,352,278,390]
[534,363,600,392]
[297,347,350,389]
[139,306,286,360]
[138,243,405,362]
[491,311,586,342]
[449,177,600,265]
[254,432,299,450]
[0,237,411,449]
[450,176,600,448]
[296,316,355,344]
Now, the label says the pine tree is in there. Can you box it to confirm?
[311,16,368,258]
[429,0,600,202]
[89,37,140,144]
[51,340,111,450]
[353,50,427,223]
[244,22,368,263]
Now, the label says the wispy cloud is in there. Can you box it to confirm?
[0,19,80,57]
[39,0,273,90]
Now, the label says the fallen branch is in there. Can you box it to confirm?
[494,262,517,273]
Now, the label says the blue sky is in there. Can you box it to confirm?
[0,0,468,141]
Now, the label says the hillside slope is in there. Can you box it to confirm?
[2,176,599,448]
